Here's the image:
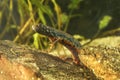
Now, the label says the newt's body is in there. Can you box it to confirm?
[32,23,82,65]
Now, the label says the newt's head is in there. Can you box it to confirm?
[32,23,55,37]
[32,23,44,33]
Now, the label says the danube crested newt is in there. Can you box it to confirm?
[32,23,82,65]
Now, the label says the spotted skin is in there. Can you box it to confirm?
[32,23,82,65]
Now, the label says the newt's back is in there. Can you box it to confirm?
[32,23,81,50]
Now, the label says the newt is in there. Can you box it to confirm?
[32,23,83,65]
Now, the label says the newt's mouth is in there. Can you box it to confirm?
[32,24,36,32]
[32,24,40,32]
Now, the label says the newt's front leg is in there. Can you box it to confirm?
[47,38,60,52]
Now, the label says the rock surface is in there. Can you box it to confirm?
[0,36,119,80]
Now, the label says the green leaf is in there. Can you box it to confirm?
[68,0,83,9]
[38,8,46,25]
[41,5,53,17]
[33,33,40,49]
[61,13,68,23]
[99,15,112,30]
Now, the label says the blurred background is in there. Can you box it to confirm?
[0,0,120,49]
